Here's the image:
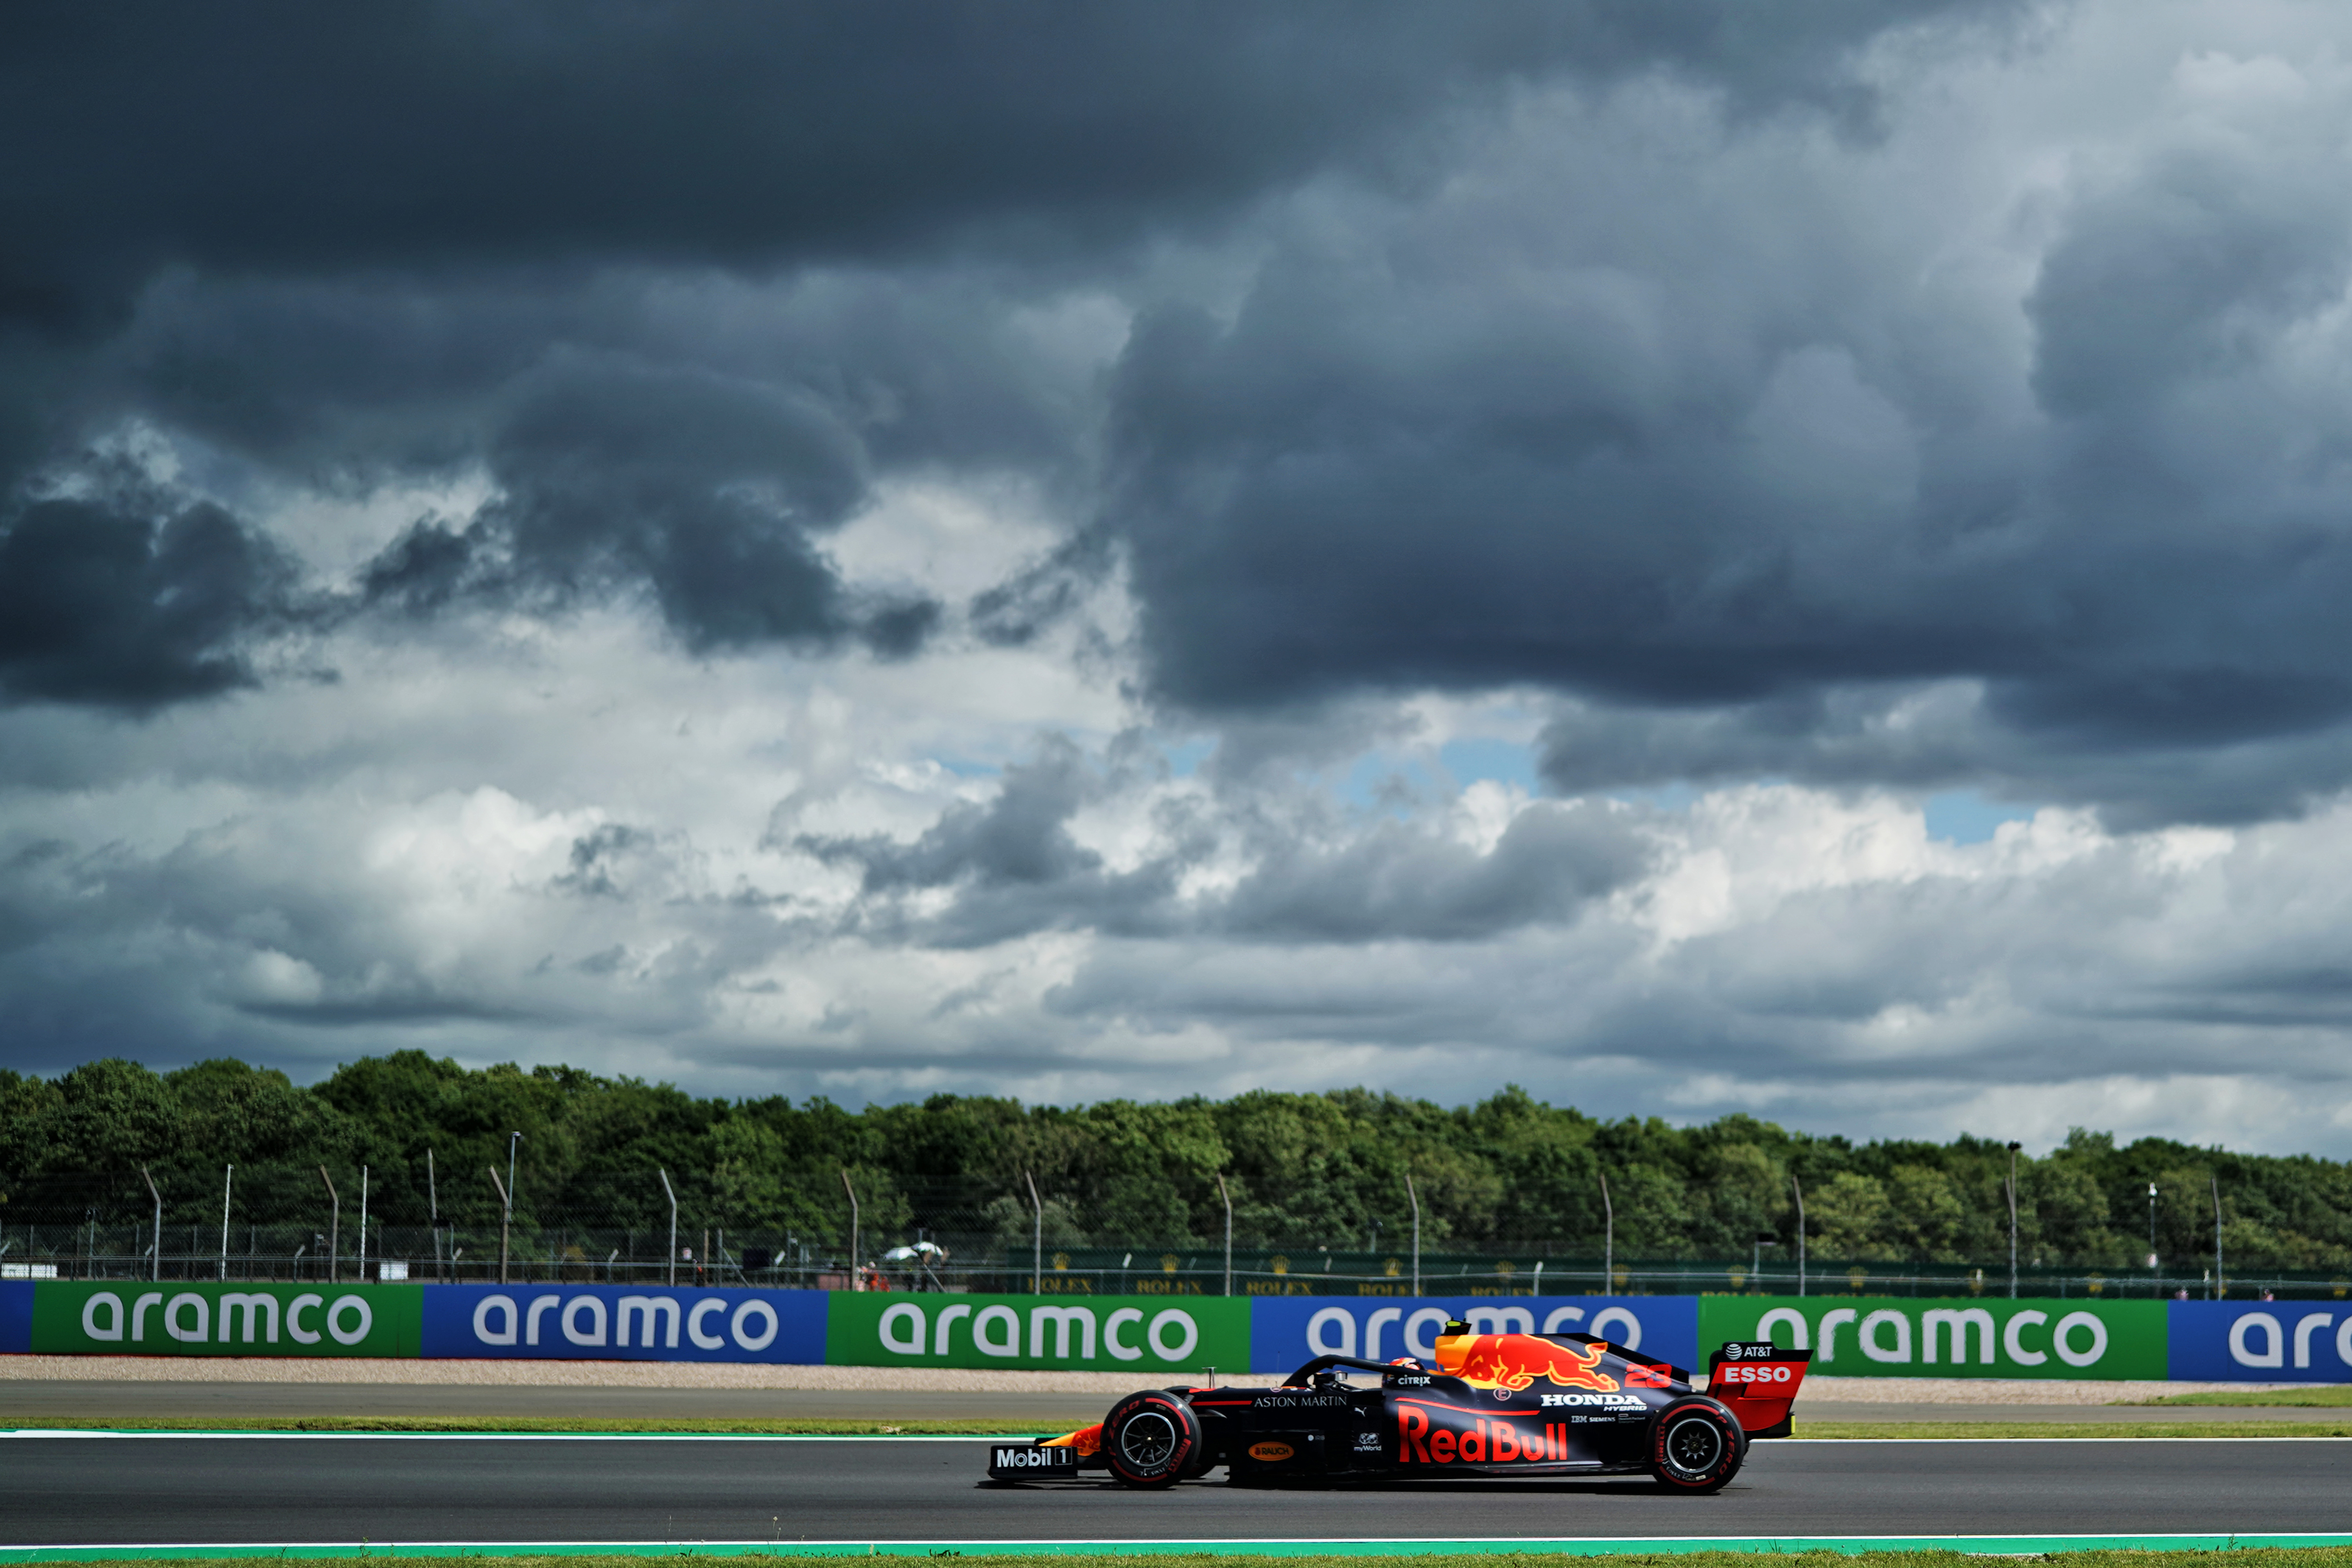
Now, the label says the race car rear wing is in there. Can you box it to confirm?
[1705,1341,1810,1438]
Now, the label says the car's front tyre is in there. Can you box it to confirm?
[1645,1395,1745,1493]
[1102,1390,1205,1488]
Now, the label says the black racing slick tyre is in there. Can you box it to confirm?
[1102,1390,1204,1488]
[1646,1396,1745,1494]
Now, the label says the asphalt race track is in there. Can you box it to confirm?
[0,1380,2333,1428]
[3,1436,2349,1547]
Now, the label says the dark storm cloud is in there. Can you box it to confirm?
[1092,62,2352,826]
[0,490,292,709]
[800,739,1648,947]
[0,0,2028,707]
[0,0,2017,332]
[449,352,907,652]
[1218,802,1650,942]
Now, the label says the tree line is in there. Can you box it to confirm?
[3,1051,2348,1271]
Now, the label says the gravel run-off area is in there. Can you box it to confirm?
[0,1354,2307,1402]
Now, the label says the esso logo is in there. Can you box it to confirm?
[1717,1363,1793,1384]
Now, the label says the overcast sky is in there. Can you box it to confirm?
[7,0,2352,1154]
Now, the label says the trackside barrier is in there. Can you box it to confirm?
[27,1281,421,1357]
[1697,1295,2165,1379]
[0,1282,2336,1381]
[2169,1298,2352,1381]
[421,1283,826,1362]
[0,1281,30,1354]
[1250,1295,1697,1374]
[827,1290,1250,1373]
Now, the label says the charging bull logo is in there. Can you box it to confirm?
[1436,1332,1619,1393]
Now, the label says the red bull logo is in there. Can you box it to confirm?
[1436,1331,1620,1393]
[1395,1403,1570,1464]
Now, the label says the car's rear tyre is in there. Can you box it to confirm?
[1646,1396,1744,1493]
[1102,1390,1204,1488]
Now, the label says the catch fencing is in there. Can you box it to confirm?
[5,1166,2347,1303]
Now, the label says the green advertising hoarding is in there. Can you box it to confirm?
[32,1282,422,1357]
[1696,1294,2164,1379]
[827,1290,1251,1375]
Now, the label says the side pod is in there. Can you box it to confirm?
[1704,1341,1811,1439]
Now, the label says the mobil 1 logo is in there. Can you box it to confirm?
[989,1445,1078,1479]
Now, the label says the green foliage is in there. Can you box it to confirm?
[3,1054,2350,1270]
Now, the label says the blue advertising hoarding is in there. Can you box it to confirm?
[1248,1295,1698,1375]
[420,1283,828,1362]
[2168,1299,2352,1381]
[0,1281,30,1354]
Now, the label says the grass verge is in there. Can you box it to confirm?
[2126,1387,2352,1407]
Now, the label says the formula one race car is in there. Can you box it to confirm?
[986,1323,1807,1494]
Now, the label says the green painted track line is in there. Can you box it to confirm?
[8,1539,2352,1563]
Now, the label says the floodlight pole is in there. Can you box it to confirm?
[2147,1182,2158,1287]
[220,1165,232,1282]
[358,1165,368,1281]
[428,1148,441,1281]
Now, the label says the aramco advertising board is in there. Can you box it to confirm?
[1,1279,2341,1381]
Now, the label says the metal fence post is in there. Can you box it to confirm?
[841,1169,860,1290]
[661,1169,679,1287]
[428,1148,440,1281]
[1025,1171,1043,1294]
[1215,1173,1232,1297]
[2006,1141,2021,1299]
[318,1166,339,1284]
[1792,1174,1806,1298]
[1598,1170,1612,1294]
[141,1166,162,1283]
[1405,1172,1421,1297]
[2211,1174,2224,1299]
[486,1165,510,1285]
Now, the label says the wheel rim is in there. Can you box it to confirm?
[1665,1415,1724,1474]
[1119,1410,1180,1470]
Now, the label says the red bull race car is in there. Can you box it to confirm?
[986,1323,1808,1494]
